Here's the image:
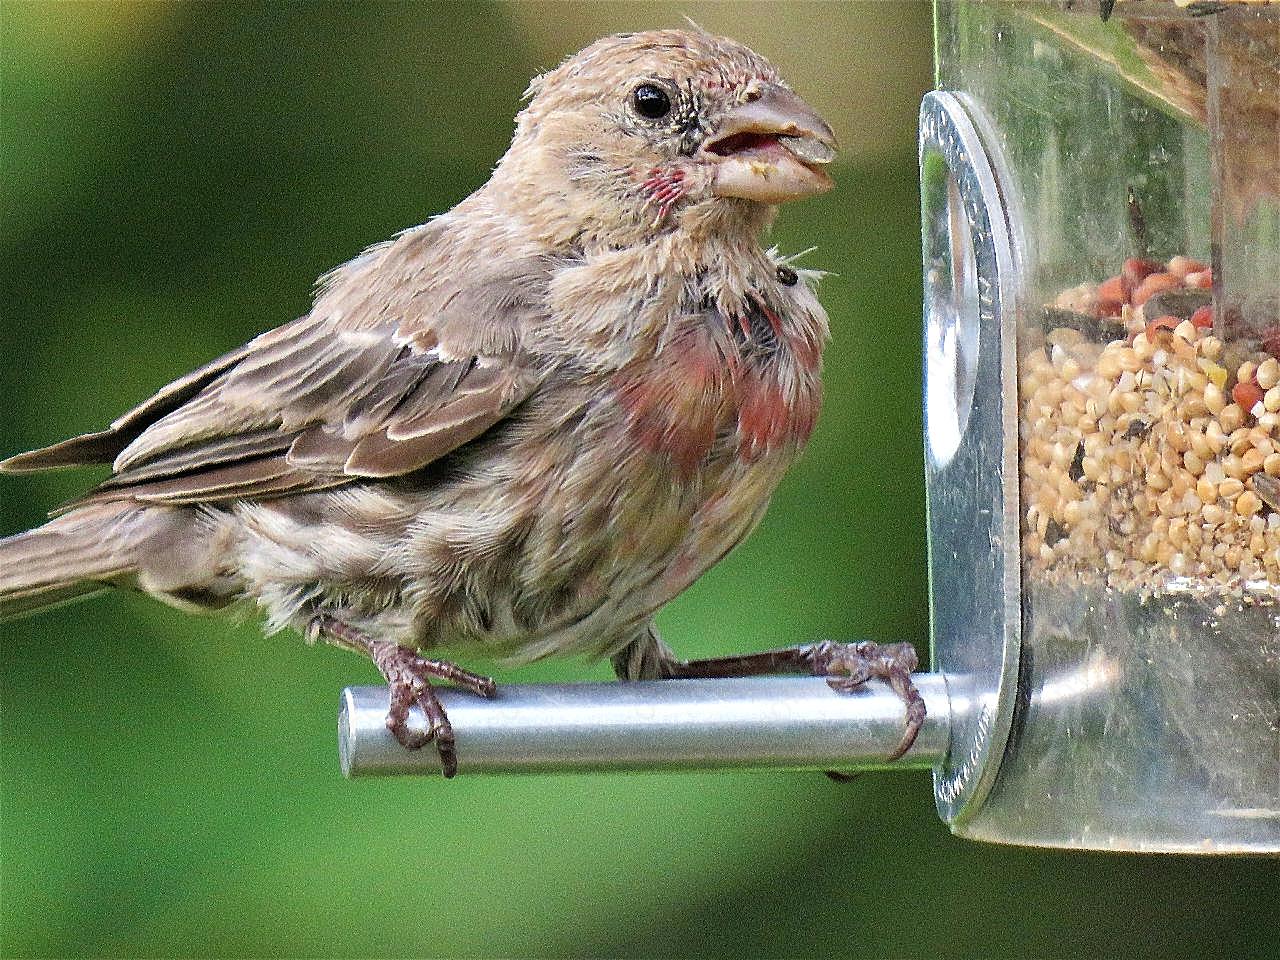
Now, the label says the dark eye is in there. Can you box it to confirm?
[632,83,671,120]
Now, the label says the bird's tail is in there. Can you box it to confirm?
[0,507,142,621]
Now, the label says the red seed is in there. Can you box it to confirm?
[1190,305,1214,329]
[1185,269,1212,289]
[1097,275,1127,315]
[1123,257,1162,289]
[1132,272,1180,306]
[1145,315,1181,340]
[1233,380,1264,413]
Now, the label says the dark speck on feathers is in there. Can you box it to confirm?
[743,298,778,354]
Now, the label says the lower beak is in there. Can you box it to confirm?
[703,83,838,204]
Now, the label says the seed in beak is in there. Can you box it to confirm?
[777,134,837,167]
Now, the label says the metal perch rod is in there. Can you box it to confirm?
[339,674,950,777]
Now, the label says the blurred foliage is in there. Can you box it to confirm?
[0,2,1276,959]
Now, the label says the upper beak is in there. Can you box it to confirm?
[702,83,839,204]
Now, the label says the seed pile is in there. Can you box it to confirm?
[1022,254,1280,594]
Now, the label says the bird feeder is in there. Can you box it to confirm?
[340,0,1279,854]
[922,0,1278,852]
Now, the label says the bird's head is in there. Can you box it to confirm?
[490,29,838,247]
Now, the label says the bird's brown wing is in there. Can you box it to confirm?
[0,346,253,473]
[3,235,549,507]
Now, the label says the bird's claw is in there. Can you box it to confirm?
[384,671,455,773]
[628,631,926,764]
[809,640,925,761]
[313,615,496,778]
[369,640,498,778]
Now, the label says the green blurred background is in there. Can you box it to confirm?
[1,2,1275,957]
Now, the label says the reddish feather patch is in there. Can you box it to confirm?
[736,373,818,462]
[614,339,727,478]
[641,168,686,222]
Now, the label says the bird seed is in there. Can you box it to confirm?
[1022,254,1280,596]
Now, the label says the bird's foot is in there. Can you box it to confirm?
[370,640,497,777]
[648,638,925,762]
[313,615,496,778]
[807,640,925,761]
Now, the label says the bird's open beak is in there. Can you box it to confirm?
[702,84,838,204]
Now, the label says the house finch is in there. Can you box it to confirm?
[0,29,922,776]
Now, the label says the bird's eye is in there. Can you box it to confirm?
[632,83,672,120]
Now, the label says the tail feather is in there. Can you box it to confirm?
[0,511,139,621]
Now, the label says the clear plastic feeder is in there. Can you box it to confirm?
[922,0,1280,851]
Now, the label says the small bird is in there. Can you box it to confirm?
[0,29,922,776]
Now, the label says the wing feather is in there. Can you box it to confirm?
[6,227,551,505]
[0,347,248,472]
[96,430,293,490]
[341,350,432,432]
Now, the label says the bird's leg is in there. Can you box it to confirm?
[311,614,496,778]
[616,635,925,762]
